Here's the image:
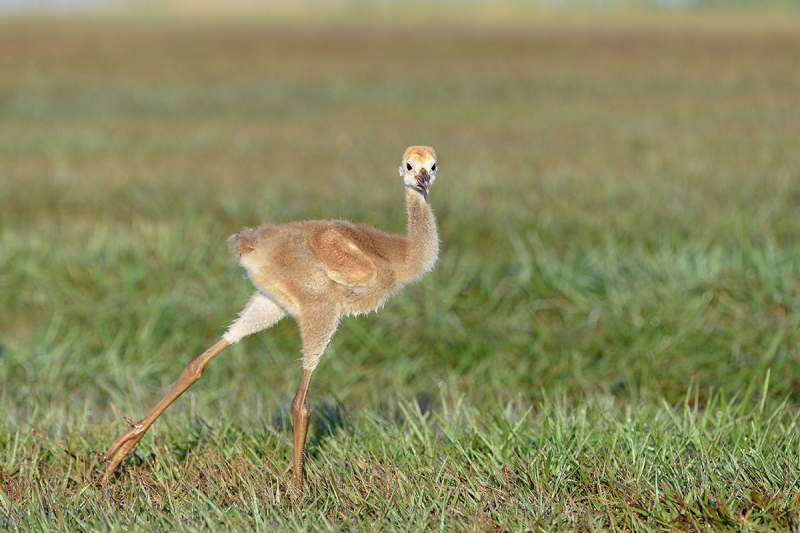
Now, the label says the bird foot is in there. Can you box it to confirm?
[99,419,148,484]
[288,477,305,502]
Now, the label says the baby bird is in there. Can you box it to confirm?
[101,146,440,493]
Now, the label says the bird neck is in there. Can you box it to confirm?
[401,186,439,284]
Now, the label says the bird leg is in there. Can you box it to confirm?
[290,368,313,494]
[288,308,339,495]
[100,338,230,483]
[100,293,286,483]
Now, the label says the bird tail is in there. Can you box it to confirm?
[228,229,257,259]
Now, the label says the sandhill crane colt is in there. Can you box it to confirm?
[101,146,440,493]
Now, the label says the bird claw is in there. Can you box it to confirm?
[123,416,136,427]
[100,429,146,484]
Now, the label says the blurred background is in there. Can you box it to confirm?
[1,0,800,426]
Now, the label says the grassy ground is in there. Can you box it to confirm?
[2,8,800,531]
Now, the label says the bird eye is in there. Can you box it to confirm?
[431,163,437,172]
[406,162,412,171]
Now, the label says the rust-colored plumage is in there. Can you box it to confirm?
[100,146,440,494]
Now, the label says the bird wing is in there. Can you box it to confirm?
[313,226,378,287]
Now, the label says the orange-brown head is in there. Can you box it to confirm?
[399,146,438,195]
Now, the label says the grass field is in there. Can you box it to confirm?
[2,6,800,531]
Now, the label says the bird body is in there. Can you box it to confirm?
[229,188,436,314]
[101,146,439,494]
[233,220,406,318]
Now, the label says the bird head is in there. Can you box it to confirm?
[399,146,437,197]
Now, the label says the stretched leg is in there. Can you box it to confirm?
[101,293,285,482]
[101,338,230,482]
[290,306,340,494]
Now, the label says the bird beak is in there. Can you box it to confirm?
[416,168,431,193]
